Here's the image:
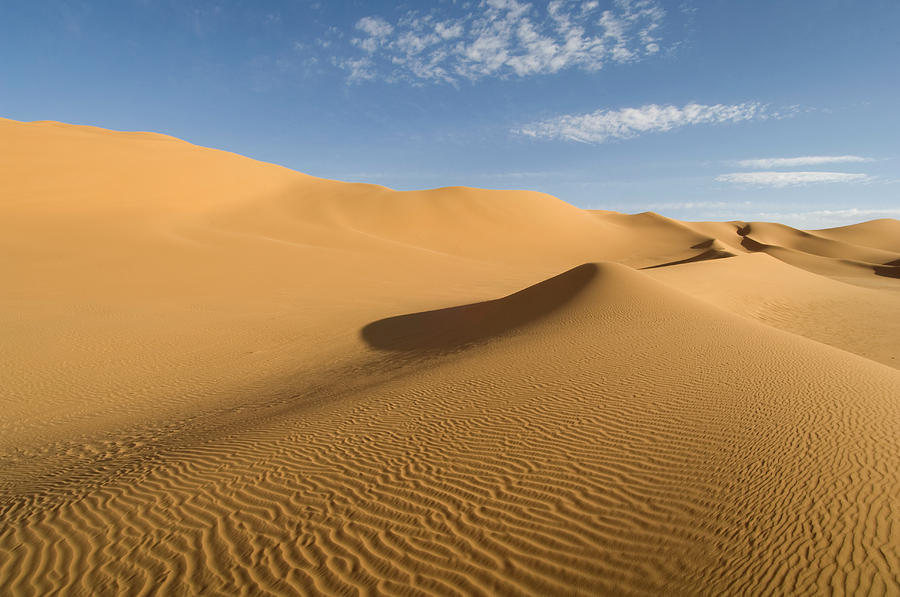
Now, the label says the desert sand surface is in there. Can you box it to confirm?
[2,117,899,596]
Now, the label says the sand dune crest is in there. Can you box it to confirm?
[2,118,899,595]
[362,263,598,352]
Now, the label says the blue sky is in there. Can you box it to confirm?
[2,0,898,227]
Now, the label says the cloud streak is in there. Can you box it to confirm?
[715,171,870,187]
[754,208,900,228]
[515,102,776,143]
[647,200,752,210]
[342,0,665,83]
[734,155,872,169]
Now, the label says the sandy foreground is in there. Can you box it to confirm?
[1,117,899,596]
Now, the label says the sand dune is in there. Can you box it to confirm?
[2,117,899,595]
[812,218,900,254]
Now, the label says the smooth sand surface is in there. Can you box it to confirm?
[2,117,899,596]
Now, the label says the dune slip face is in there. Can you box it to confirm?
[2,118,899,596]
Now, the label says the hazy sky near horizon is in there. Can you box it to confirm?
[2,0,899,227]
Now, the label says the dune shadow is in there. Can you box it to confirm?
[641,248,734,270]
[739,236,769,252]
[361,263,598,353]
[874,264,900,279]
[734,225,772,253]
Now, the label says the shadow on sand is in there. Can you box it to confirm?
[361,263,598,352]
[641,239,735,270]
[874,258,900,279]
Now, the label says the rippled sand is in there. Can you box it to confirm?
[2,118,899,595]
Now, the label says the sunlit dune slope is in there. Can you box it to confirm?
[646,252,900,367]
[812,218,900,253]
[0,117,631,444]
[2,117,899,596]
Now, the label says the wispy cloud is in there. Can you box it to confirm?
[515,102,781,143]
[647,200,752,210]
[341,0,665,83]
[734,155,872,169]
[715,171,870,187]
[754,208,900,228]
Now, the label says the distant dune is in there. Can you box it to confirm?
[1,117,898,595]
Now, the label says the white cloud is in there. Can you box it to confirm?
[341,0,666,83]
[647,200,752,210]
[356,16,394,39]
[343,57,377,82]
[516,102,772,143]
[767,208,900,218]
[735,155,872,169]
[753,208,900,228]
[715,171,871,187]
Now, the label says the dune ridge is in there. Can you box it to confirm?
[2,117,899,595]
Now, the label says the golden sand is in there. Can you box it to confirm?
[2,118,898,595]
